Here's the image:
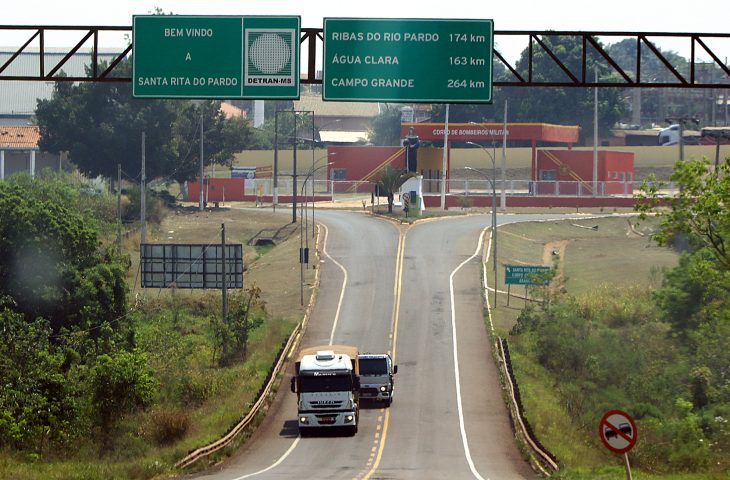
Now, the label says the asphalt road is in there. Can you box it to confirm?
[190,211,575,480]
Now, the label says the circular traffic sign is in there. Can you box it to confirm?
[599,409,637,454]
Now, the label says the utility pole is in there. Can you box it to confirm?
[199,109,204,212]
[273,113,278,212]
[292,114,298,223]
[221,223,228,323]
[593,67,599,196]
[140,132,146,244]
[501,99,507,210]
[117,163,122,255]
[440,104,450,210]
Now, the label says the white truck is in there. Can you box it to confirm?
[290,345,360,435]
[658,124,680,146]
[358,353,397,406]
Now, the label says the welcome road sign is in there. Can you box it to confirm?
[323,18,493,103]
[133,15,300,99]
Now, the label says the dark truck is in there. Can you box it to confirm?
[358,353,397,406]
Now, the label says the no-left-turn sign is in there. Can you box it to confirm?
[599,409,637,454]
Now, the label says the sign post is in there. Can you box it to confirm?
[323,18,493,103]
[599,409,638,480]
[504,264,551,305]
[133,15,300,99]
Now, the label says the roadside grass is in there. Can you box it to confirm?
[488,215,696,478]
[488,216,676,322]
[0,304,296,480]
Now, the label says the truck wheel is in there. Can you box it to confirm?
[299,427,312,437]
[349,425,358,436]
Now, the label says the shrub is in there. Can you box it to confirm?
[456,194,474,209]
[149,408,190,445]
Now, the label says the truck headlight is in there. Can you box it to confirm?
[345,415,354,423]
[380,386,387,392]
[300,416,309,424]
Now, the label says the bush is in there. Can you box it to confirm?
[123,186,168,225]
[177,370,217,407]
[148,408,190,445]
[456,194,474,209]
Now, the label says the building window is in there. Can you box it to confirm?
[332,168,347,180]
[540,169,556,181]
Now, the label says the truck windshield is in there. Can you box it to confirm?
[360,358,388,375]
[299,374,352,392]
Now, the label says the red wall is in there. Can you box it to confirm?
[188,178,246,202]
[536,150,634,195]
[422,194,648,209]
[328,146,405,182]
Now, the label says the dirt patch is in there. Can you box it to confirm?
[542,239,570,265]
[543,239,570,288]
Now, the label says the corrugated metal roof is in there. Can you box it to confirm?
[319,130,368,143]
[0,126,40,149]
[0,47,126,116]
[294,94,382,118]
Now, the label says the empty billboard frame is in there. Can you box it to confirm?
[140,243,243,289]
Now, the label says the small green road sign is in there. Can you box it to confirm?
[323,18,493,103]
[133,15,299,99]
[505,265,551,285]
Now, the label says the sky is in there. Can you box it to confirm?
[2,0,729,65]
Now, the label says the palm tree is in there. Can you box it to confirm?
[375,165,415,213]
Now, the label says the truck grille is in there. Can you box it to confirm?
[310,400,345,409]
[361,388,379,397]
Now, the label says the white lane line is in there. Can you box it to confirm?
[230,222,350,479]
[449,226,490,480]
[320,223,348,346]
[231,436,301,480]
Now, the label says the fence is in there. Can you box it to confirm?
[235,178,676,204]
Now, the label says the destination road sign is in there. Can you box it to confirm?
[504,265,551,285]
[323,18,493,103]
[133,15,300,99]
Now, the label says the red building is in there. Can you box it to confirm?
[536,150,634,195]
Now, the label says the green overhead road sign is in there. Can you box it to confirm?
[133,15,300,99]
[323,18,493,103]
[505,265,551,285]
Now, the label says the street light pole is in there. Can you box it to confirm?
[465,144,498,308]
[469,121,506,210]
[299,161,334,305]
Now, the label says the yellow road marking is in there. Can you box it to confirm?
[359,227,406,480]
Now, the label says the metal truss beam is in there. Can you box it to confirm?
[1,25,728,88]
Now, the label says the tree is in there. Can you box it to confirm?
[499,35,625,141]
[0,307,76,450]
[0,174,128,333]
[36,63,178,181]
[36,61,252,184]
[170,100,252,181]
[90,349,156,450]
[607,39,715,126]
[211,286,266,366]
[375,165,414,213]
[637,157,730,407]
[368,104,403,146]
[636,157,730,271]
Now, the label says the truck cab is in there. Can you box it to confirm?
[358,353,397,406]
[658,124,680,146]
[291,345,360,435]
